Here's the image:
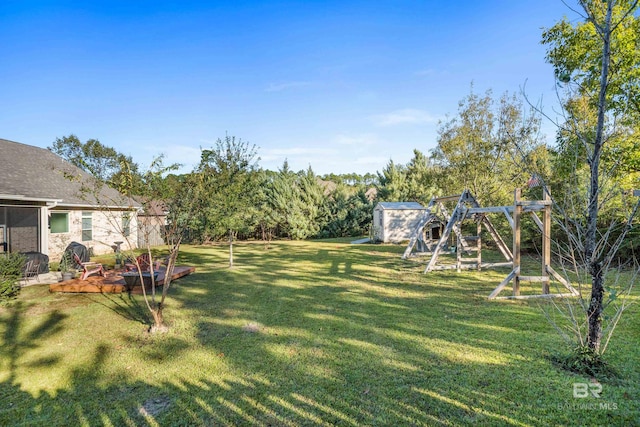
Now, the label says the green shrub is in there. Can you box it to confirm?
[551,345,618,379]
[0,253,26,301]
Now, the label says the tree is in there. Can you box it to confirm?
[0,253,26,301]
[49,134,144,194]
[543,1,640,123]
[376,160,408,202]
[322,186,351,237]
[50,135,219,333]
[196,135,260,267]
[253,170,280,247]
[298,166,328,237]
[136,157,191,332]
[63,146,189,333]
[541,0,640,361]
[431,88,542,207]
[405,149,439,205]
[265,162,325,240]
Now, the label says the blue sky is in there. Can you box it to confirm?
[0,1,581,175]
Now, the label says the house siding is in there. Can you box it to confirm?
[48,209,138,260]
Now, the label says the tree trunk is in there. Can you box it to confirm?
[229,229,234,268]
[150,304,167,333]
[585,0,613,353]
[587,266,604,352]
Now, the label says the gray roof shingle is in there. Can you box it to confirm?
[0,138,138,208]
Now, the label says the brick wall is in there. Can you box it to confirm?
[48,209,138,260]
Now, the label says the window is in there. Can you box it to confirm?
[50,212,69,233]
[122,213,131,237]
[82,211,93,241]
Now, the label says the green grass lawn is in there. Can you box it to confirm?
[1,240,638,426]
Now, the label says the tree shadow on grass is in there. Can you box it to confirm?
[167,241,640,425]
[83,292,151,326]
[2,241,639,425]
[2,302,67,382]
[0,304,192,425]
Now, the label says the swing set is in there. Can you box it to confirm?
[403,187,579,300]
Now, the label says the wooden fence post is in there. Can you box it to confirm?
[542,187,551,294]
[513,188,522,296]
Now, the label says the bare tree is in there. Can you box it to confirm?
[135,159,195,332]
[533,0,640,365]
[68,151,192,333]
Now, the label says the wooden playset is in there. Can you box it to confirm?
[403,188,579,300]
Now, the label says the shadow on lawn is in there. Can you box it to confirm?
[1,241,636,425]
[83,292,151,325]
[158,242,576,424]
[0,335,182,425]
[0,301,194,425]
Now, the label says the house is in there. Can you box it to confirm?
[373,202,427,243]
[0,138,140,260]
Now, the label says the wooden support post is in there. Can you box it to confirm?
[542,187,551,294]
[477,220,482,271]
[456,233,462,273]
[489,268,518,299]
[513,188,522,296]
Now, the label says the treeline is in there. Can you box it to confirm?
[51,135,378,242]
[51,86,639,248]
[203,90,541,245]
[182,149,377,243]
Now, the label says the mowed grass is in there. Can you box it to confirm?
[1,240,639,426]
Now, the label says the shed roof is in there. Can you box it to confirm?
[0,138,139,209]
[376,202,425,210]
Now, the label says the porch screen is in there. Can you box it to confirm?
[3,207,39,253]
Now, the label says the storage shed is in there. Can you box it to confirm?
[373,202,427,243]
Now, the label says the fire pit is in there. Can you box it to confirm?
[122,272,159,291]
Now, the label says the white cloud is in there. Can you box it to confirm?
[265,81,313,92]
[260,146,337,169]
[372,109,441,127]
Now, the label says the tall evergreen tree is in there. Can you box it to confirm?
[376,160,408,201]
[405,149,438,205]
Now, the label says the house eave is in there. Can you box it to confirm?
[0,194,62,205]
[55,202,141,211]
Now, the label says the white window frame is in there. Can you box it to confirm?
[82,211,93,241]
